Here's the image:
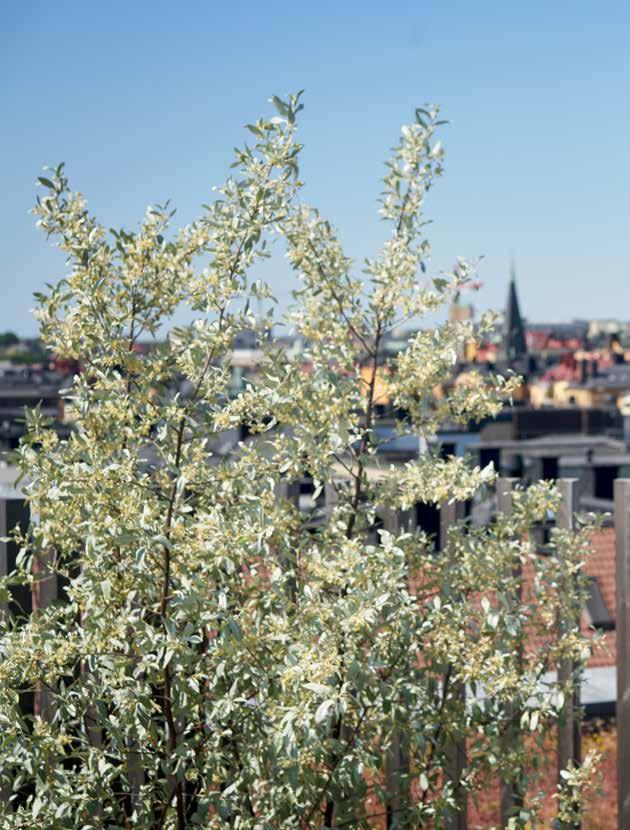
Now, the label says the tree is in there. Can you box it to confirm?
[0,93,597,828]
[0,331,20,348]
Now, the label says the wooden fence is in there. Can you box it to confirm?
[1,476,629,827]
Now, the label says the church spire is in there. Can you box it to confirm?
[503,261,527,363]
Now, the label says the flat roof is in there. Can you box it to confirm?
[561,451,630,466]
[480,434,623,455]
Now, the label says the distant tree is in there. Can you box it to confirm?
[0,331,20,348]
[6,351,44,366]
[0,94,597,828]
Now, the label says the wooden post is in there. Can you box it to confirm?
[275,479,300,600]
[126,740,144,815]
[615,479,630,830]
[556,479,581,829]
[325,480,340,516]
[497,478,523,829]
[276,478,300,508]
[441,500,468,830]
[0,496,8,622]
[31,548,58,722]
[0,496,10,806]
[383,507,411,828]
[1,494,34,805]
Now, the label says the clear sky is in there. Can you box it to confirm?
[2,0,629,335]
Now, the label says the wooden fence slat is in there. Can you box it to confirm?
[556,478,581,830]
[0,497,10,806]
[0,497,7,615]
[383,507,411,828]
[497,478,523,829]
[31,547,57,722]
[441,500,468,830]
[615,479,630,830]
[275,479,300,600]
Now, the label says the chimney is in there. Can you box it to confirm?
[578,358,587,384]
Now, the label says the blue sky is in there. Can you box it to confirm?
[2,0,629,335]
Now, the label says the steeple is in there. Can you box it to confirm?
[503,261,527,363]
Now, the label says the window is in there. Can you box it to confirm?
[440,442,456,460]
[594,466,618,501]
[480,447,500,471]
[541,456,559,480]
[4,498,32,617]
[584,577,614,631]
[415,502,441,551]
